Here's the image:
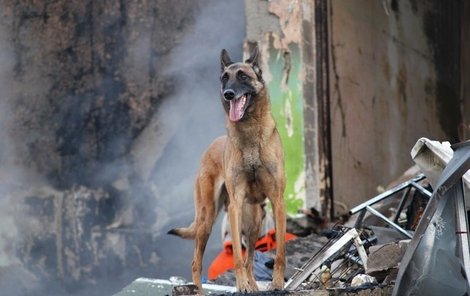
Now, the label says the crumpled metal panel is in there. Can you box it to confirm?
[393,140,470,296]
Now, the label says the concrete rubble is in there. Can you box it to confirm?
[114,138,470,296]
[365,240,409,283]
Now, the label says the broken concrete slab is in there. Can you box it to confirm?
[366,240,409,281]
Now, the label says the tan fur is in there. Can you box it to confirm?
[169,48,286,293]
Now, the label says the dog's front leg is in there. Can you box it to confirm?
[270,192,286,290]
[243,203,262,291]
[227,191,252,292]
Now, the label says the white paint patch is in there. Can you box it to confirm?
[294,170,306,206]
[284,92,294,137]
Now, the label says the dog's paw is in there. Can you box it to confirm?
[268,279,284,291]
[237,279,254,293]
[248,276,259,292]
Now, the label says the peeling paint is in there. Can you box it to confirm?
[246,0,318,214]
[284,93,294,137]
[268,0,302,49]
[266,37,305,214]
[294,170,306,199]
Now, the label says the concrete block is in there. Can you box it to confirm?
[366,240,409,280]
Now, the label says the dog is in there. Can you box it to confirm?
[168,47,286,293]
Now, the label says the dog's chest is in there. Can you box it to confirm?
[242,147,261,168]
[240,147,275,183]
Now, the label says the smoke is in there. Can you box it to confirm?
[0,15,45,296]
[0,0,245,295]
[0,24,17,266]
[149,0,245,279]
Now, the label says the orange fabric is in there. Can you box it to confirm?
[207,229,297,280]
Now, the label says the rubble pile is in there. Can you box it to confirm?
[115,139,470,296]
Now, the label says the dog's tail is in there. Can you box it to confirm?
[167,222,196,239]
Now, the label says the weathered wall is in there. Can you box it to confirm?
[245,0,326,214]
[462,1,470,141]
[329,0,463,212]
[0,0,245,295]
[244,0,467,218]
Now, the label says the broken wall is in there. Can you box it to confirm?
[0,0,245,295]
[329,0,464,212]
[462,1,470,141]
[245,0,467,218]
[245,0,327,215]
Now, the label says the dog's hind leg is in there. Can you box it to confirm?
[191,176,220,292]
[243,203,262,291]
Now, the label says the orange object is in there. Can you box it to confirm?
[207,229,296,280]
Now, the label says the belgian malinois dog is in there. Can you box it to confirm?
[168,47,286,293]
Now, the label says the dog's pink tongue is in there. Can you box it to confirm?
[229,98,243,122]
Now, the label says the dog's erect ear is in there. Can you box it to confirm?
[245,46,260,67]
[245,46,263,83]
[221,49,233,71]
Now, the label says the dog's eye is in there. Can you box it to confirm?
[238,72,249,81]
[221,73,229,83]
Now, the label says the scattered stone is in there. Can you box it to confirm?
[365,240,409,282]
[350,274,377,287]
[172,284,199,296]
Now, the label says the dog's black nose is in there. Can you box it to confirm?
[223,89,235,100]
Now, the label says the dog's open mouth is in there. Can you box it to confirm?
[229,94,250,122]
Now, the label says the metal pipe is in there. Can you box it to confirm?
[349,174,426,215]
[393,187,411,223]
[410,181,432,198]
[366,206,413,239]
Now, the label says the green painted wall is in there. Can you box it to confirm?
[267,41,305,215]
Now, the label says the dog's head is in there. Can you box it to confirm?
[220,47,265,122]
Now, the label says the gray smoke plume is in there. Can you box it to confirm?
[149,0,245,280]
[0,0,245,295]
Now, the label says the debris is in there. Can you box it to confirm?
[365,240,409,281]
[116,139,470,295]
[350,274,377,287]
[169,276,188,285]
[411,138,470,198]
[285,227,369,290]
[213,233,328,287]
[172,284,199,296]
[393,140,470,296]
[319,265,332,288]
[349,173,431,239]
[114,278,236,295]
[281,170,435,293]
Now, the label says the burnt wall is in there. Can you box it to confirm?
[461,1,470,141]
[0,0,245,295]
[422,0,461,142]
[329,0,464,211]
[0,0,198,188]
